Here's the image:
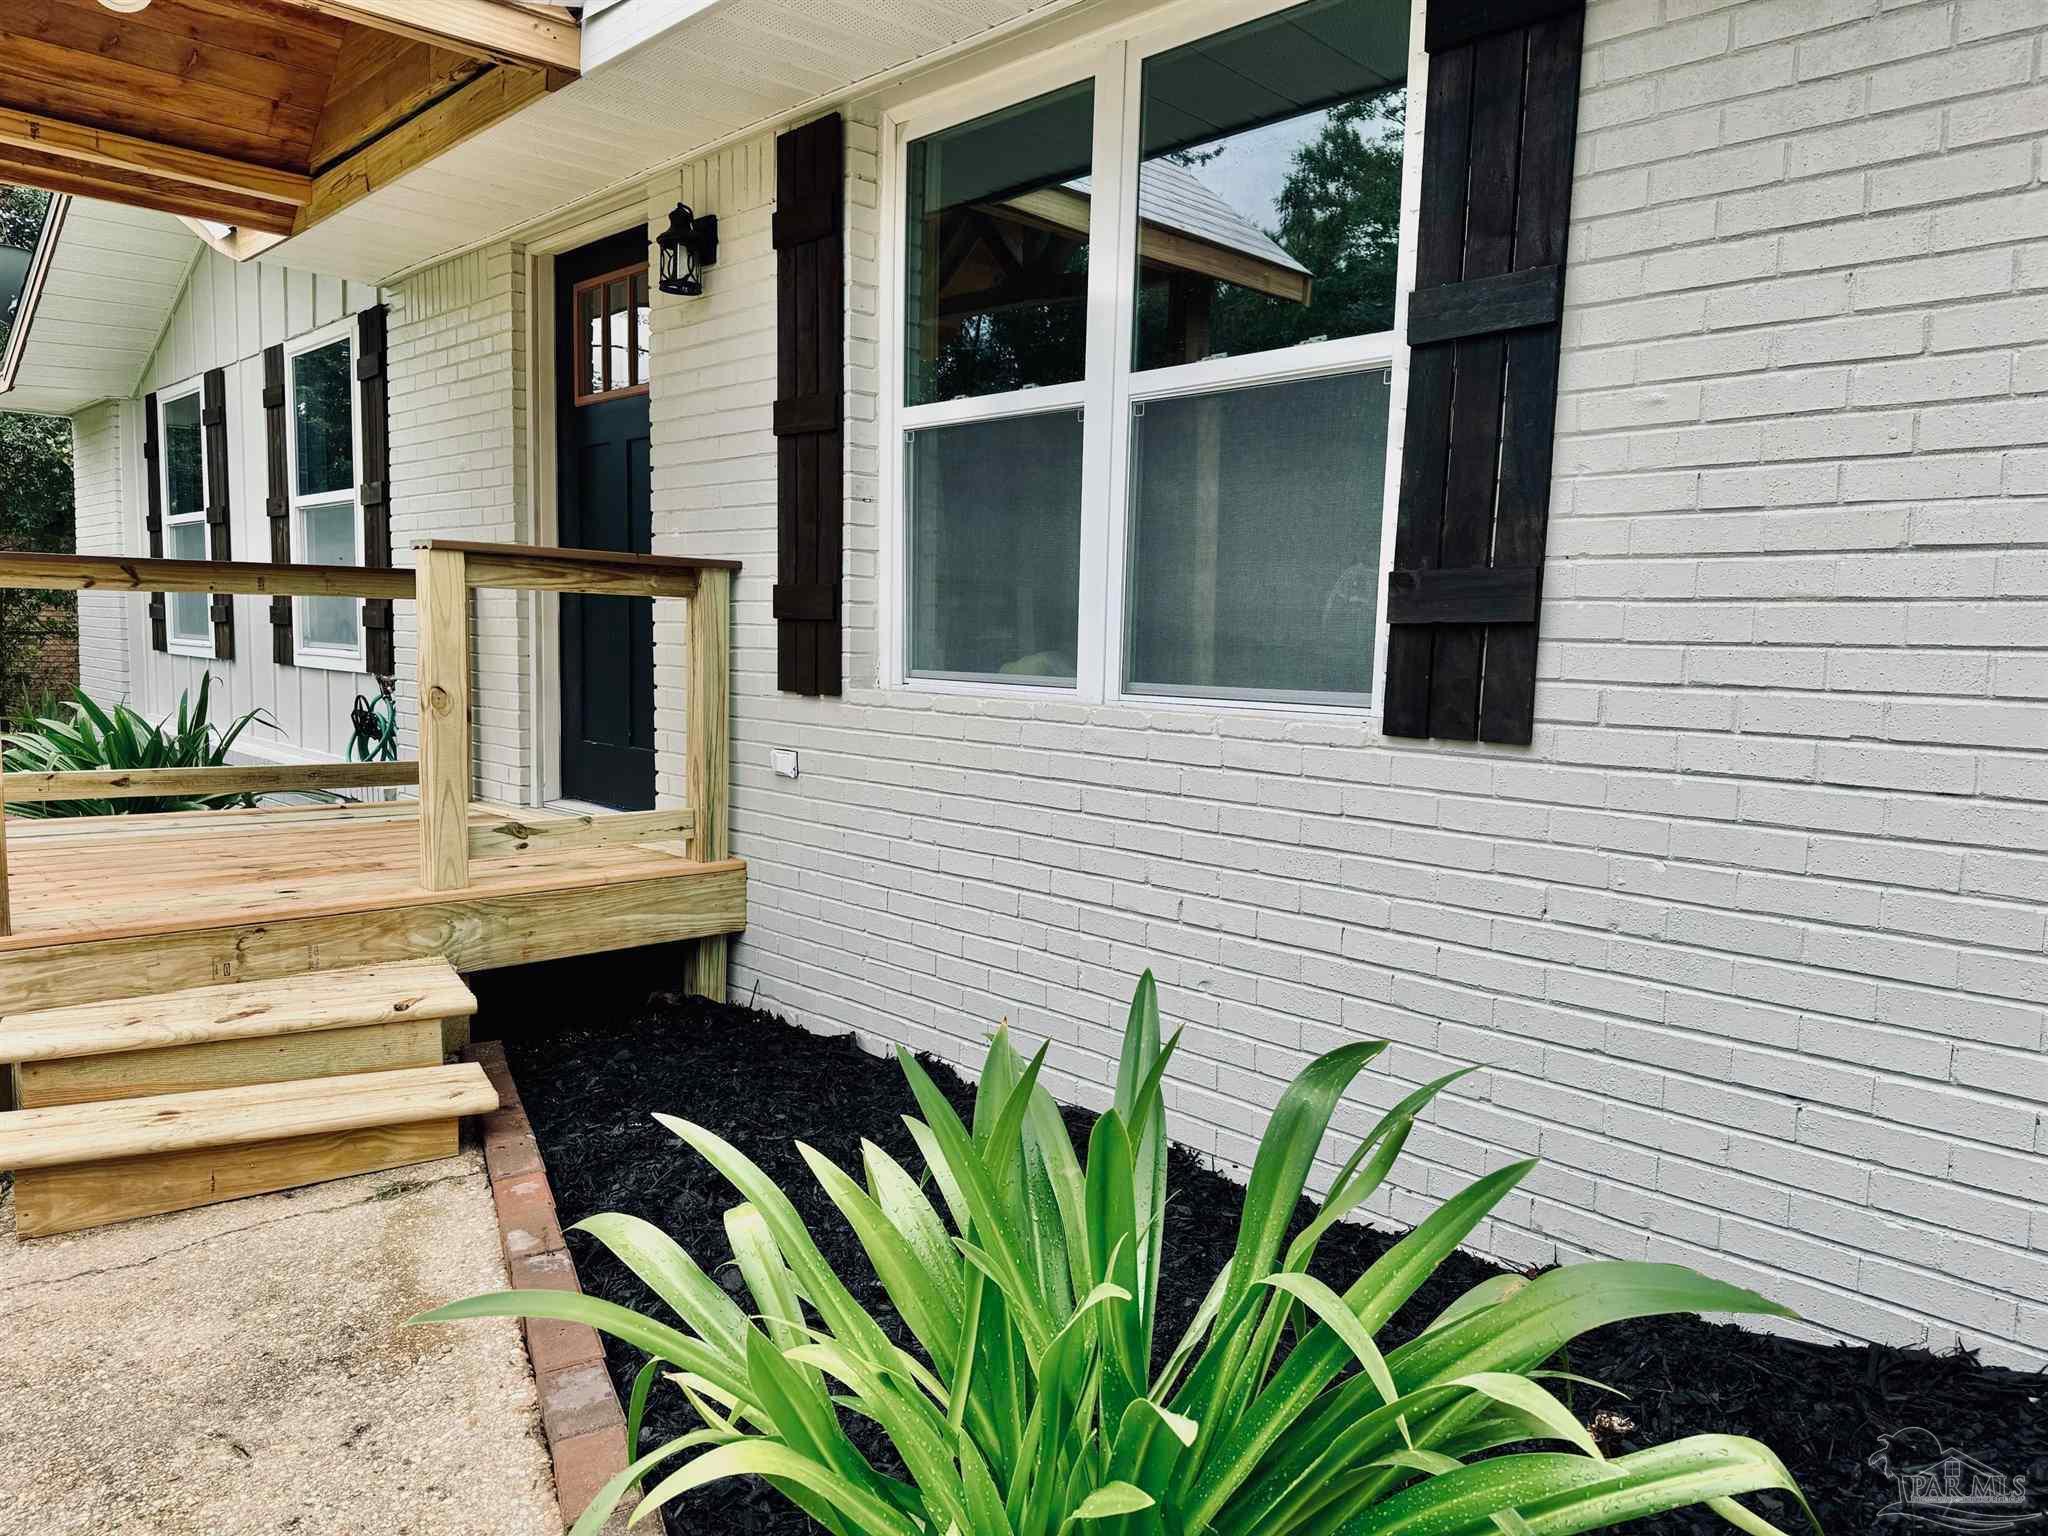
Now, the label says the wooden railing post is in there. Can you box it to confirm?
[0,754,11,939]
[683,565,732,1001]
[416,546,470,891]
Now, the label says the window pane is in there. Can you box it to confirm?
[904,82,1094,406]
[1126,370,1390,699]
[1133,0,1408,371]
[579,283,603,396]
[607,278,632,392]
[908,411,1083,681]
[292,340,354,497]
[632,270,651,386]
[300,501,360,650]
[168,520,208,639]
[163,392,204,517]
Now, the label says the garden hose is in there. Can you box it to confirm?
[346,677,400,764]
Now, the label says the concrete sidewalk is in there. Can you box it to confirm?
[0,1147,562,1536]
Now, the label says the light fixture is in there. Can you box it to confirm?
[98,0,153,12]
[656,202,718,297]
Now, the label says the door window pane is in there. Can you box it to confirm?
[1134,0,1407,371]
[607,277,632,391]
[1126,369,1390,699]
[908,411,1084,681]
[292,340,354,497]
[300,501,360,649]
[163,392,204,517]
[904,82,1095,406]
[578,282,603,397]
[168,520,208,640]
[632,270,651,386]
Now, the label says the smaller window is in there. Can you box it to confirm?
[159,383,212,653]
[286,327,364,669]
[573,265,651,404]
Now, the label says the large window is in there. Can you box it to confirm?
[890,0,1409,706]
[158,382,212,653]
[286,322,364,668]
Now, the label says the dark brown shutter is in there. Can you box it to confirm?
[263,343,293,664]
[773,112,845,697]
[1383,0,1584,745]
[357,304,394,676]
[201,366,235,660]
[142,390,166,652]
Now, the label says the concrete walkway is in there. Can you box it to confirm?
[0,1147,562,1536]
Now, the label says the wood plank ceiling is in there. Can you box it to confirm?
[0,0,578,241]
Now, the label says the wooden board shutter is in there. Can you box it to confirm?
[1382,0,1585,745]
[357,304,394,677]
[142,391,167,652]
[263,344,293,664]
[202,367,235,660]
[773,112,845,697]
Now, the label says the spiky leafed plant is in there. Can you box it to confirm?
[1,676,269,816]
[419,976,1815,1536]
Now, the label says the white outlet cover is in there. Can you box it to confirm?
[771,748,800,779]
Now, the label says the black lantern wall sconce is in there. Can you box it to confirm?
[657,202,719,297]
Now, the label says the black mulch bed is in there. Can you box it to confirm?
[483,957,2047,1536]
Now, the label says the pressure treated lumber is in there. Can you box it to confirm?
[0,551,415,598]
[415,546,471,891]
[13,1018,443,1110]
[1,760,419,803]
[685,567,733,1003]
[0,958,474,1064]
[413,538,740,596]
[0,1062,497,1172]
[12,1120,458,1238]
[468,807,695,858]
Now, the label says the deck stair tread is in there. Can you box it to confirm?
[0,959,474,1065]
[0,1062,498,1171]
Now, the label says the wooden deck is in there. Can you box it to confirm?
[0,801,746,1017]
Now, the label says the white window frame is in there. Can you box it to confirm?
[877,0,1421,715]
[282,317,366,673]
[156,374,215,657]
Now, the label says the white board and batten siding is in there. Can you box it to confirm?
[120,252,386,762]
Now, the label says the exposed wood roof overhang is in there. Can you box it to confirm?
[0,0,578,244]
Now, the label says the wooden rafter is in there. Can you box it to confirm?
[294,64,549,233]
[274,0,580,74]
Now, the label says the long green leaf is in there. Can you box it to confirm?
[632,1441,925,1536]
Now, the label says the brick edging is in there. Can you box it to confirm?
[469,1041,632,1530]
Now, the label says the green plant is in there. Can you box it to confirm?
[2,675,270,816]
[420,976,1815,1536]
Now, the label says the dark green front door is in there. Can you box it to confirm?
[557,230,654,809]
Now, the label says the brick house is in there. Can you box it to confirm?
[0,0,2041,1366]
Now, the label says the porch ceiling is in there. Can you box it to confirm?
[0,0,581,242]
[269,0,1089,284]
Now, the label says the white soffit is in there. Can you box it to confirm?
[271,0,1087,286]
[1,200,198,418]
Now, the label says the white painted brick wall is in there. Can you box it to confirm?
[630,0,2048,1370]
[386,243,532,805]
[70,401,130,705]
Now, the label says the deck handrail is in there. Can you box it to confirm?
[0,546,738,1000]
[0,762,422,803]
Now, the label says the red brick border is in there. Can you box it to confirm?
[470,1041,632,1530]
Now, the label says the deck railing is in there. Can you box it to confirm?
[0,543,736,997]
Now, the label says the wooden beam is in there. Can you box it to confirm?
[415,547,471,892]
[415,539,739,597]
[1,761,420,804]
[468,807,696,860]
[310,29,490,172]
[278,1,579,73]
[0,106,312,206]
[684,567,733,1003]
[1,761,11,940]
[0,551,414,599]
[295,64,550,235]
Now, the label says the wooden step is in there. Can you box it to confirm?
[2,959,476,1110]
[0,958,475,1063]
[3,1063,500,1238]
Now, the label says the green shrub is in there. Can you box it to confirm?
[420,976,1813,1536]
[2,675,270,816]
